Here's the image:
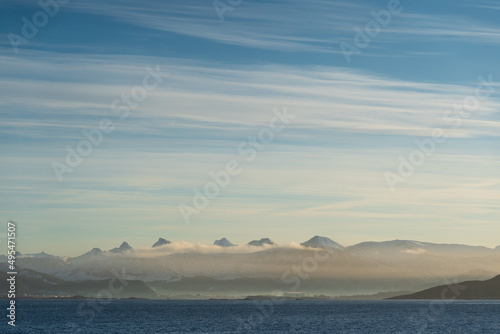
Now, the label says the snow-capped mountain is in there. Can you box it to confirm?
[248,238,275,247]
[301,236,344,250]
[346,240,495,258]
[152,238,171,248]
[214,238,236,247]
[67,248,103,263]
[14,253,67,276]
[109,242,133,253]
[20,251,58,258]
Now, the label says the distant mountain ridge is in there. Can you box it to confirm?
[345,240,495,258]
[18,251,58,258]
[6,237,500,259]
[248,238,275,247]
[0,269,158,299]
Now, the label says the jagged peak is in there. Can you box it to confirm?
[214,238,236,247]
[88,248,103,255]
[152,238,171,248]
[118,242,130,248]
[109,241,133,253]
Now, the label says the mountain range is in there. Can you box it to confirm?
[1,236,499,299]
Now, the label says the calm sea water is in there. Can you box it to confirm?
[2,299,499,333]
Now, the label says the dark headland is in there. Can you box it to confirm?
[389,275,500,300]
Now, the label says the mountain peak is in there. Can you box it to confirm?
[214,238,236,247]
[67,247,103,262]
[301,236,344,250]
[120,242,132,250]
[88,248,103,255]
[109,242,133,253]
[248,238,275,247]
[152,238,171,248]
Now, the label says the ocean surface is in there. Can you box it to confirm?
[2,299,499,333]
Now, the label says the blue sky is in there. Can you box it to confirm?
[1,0,499,255]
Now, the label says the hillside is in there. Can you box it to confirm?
[389,275,500,300]
[0,269,158,299]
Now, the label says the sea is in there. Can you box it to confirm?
[2,299,499,333]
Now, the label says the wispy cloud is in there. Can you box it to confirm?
[54,0,500,55]
[2,51,499,139]
[1,0,499,254]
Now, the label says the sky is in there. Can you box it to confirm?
[0,0,499,256]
